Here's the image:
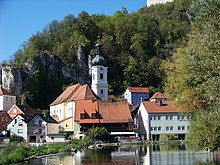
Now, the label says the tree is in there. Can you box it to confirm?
[87,127,108,142]
[163,0,220,150]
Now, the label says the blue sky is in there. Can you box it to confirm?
[0,0,146,63]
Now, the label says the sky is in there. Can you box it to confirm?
[0,0,146,63]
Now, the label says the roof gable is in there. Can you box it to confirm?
[150,92,166,99]
[127,87,149,93]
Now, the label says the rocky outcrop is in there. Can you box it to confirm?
[0,46,90,96]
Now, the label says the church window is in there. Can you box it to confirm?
[100,73,103,80]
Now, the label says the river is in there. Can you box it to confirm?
[17,144,220,165]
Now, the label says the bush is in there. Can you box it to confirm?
[10,134,24,142]
[86,127,109,142]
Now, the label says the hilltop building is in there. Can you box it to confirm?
[147,0,173,7]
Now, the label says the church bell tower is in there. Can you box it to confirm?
[91,38,108,101]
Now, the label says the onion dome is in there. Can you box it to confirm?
[92,40,107,66]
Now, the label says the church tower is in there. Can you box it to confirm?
[91,38,108,101]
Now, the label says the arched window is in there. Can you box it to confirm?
[100,73,103,80]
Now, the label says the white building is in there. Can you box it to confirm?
[136,100,190,141]
[7,113,64,142]
[147,0,173,7]
[91,42,108,101]
[0,86,16,111]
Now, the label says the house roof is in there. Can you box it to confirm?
[150,92,166,99]
[74,100,132,124]
[75,100,99,124]
[127,87,149,93]
[0,111,12,131]
[16,104,40,116]
[50,83,100,106]
[28,113,58,123]
[142,101,177,114]
[98,100,132,123]
[0,86,15,96]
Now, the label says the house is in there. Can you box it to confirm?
[0,86,16,111]
[150,92,166,102]
[7,113,64,142]
[135,100,190,141]
[7,104,39,119]
[124,87,149,105]
[74,99,134,138]
[0,111,12,136]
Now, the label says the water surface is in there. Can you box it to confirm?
[20,145,220,165]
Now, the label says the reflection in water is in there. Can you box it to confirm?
[22,145,220,165]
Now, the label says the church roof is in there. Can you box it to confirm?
[50,83,100,106]
[0,86,15,96]
[92,40,107,66]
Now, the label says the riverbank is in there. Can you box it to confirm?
[0,138,91,165]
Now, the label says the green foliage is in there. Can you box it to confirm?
[87,127,108,142]
[164,0,220,150]
[6,1,191,109]
[187,111,220,151]
[10,134,24,142]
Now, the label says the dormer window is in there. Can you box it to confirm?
[92,113,96,119]
[80,114,85,119]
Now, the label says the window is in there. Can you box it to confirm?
[51,137,54,140]
[158,127,161,131]
[158,116,161,120]
[154,127,157,131]
[39,120,42,125]
[18,129,23,133]
[80,114,85,119]
[166,126,169,130]
[66,124,68,127]
[18,123,23,126]
[13,109,16,113]
[93,74,95,80]
[100,73,103,80]
[170,126,173,130]
[6,97,8,101]
[170,116,173,120]
[182,126,185,130]
[178,126,181,130]
[166,116,169,120]
[92,113,96,119]
[11,97,13,102]
[100,89,104,95]
[151,127,153,131]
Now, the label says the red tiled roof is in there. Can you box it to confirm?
[68,84,100,101]
[142,101,178,114]
[0,87,15,96]
[50,83,81,106]
[74,100,99,123]
[50,84,100,106]
[127,87,149,93]
[74,100,132,124]
[99,100,132,123]
[150,92,166,99]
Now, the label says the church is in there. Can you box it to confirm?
[49,40,134,139]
